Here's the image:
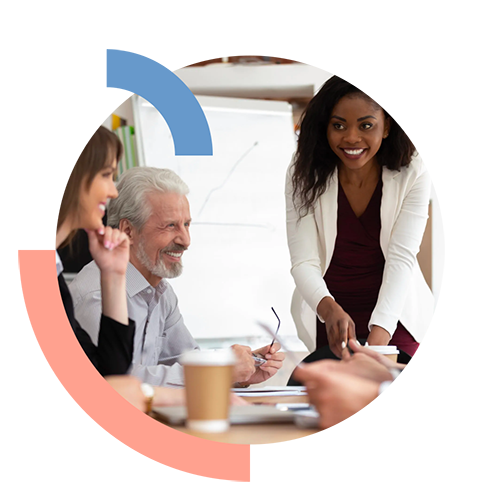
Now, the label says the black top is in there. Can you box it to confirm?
[58,273,135,376]
[316,176,417,355]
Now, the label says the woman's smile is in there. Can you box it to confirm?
[98,202,107,216]
[340,148,367,160]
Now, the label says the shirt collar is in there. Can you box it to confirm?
[126,262,168,297]
[56,251,64,276]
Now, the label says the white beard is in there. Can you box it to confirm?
[136,237,183,279]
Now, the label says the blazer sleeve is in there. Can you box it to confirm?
[369,160,432,336]
[59,274,135,376]
[285,163,334,317]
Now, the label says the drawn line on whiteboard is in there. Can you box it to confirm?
[197,141,259,219]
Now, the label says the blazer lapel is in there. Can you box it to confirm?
[317,169,339,274]
[380,167,401,256]
[318,167,402,269]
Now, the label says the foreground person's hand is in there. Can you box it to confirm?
[230,393,250,406]
[293,363,379,429]
[341,353,395,383]
[105,375,146,412]
[114,385,249,409]
[152,387,186,406]
[345,339,406,371]
[300,356,393,384]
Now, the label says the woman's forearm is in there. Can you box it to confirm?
[100,272,128,325]
[317,296,338,322]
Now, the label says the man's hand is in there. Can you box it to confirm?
[231,343,285,386]
[244,343,285,385]
[231,344,256,383]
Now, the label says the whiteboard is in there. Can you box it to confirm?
[133,94,304,348]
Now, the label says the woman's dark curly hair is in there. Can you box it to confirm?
[292,76,416,217]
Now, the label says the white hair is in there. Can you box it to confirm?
[107,167,189,230]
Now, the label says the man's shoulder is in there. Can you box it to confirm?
[68,261,101,298]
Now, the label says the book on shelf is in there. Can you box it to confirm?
[115,125,138,176]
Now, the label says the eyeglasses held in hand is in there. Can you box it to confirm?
[270,307,280,348]
[256,307,303,368]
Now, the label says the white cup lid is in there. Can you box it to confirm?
[365,345,399,355]
[180,348,236,366]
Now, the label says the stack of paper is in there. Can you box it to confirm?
[232,386,307,397]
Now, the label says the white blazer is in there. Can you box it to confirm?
[285,154,435,352]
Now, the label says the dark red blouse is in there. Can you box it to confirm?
[316,176,419,357]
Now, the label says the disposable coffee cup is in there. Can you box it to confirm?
[180,349,236,433]
[365,345,399,362]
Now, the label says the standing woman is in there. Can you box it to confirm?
[56,126,135,375]
[286,76,434,360]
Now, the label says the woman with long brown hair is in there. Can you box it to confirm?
[56,125,134,375]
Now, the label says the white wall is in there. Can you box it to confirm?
[174,62,332,99]
[102,98,135,130]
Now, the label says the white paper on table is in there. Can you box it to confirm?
[235,391,307,397]
[231,386,306,393]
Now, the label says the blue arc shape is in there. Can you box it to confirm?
[18,49,213,156]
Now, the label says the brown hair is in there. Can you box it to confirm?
[18,125,123,241]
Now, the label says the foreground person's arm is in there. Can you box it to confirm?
[293,364,379,429]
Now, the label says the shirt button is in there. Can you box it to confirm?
[146,289,152,294]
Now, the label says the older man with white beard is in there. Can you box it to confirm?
[69,167,284,387]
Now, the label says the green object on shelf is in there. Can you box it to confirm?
[115,126,138,177]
